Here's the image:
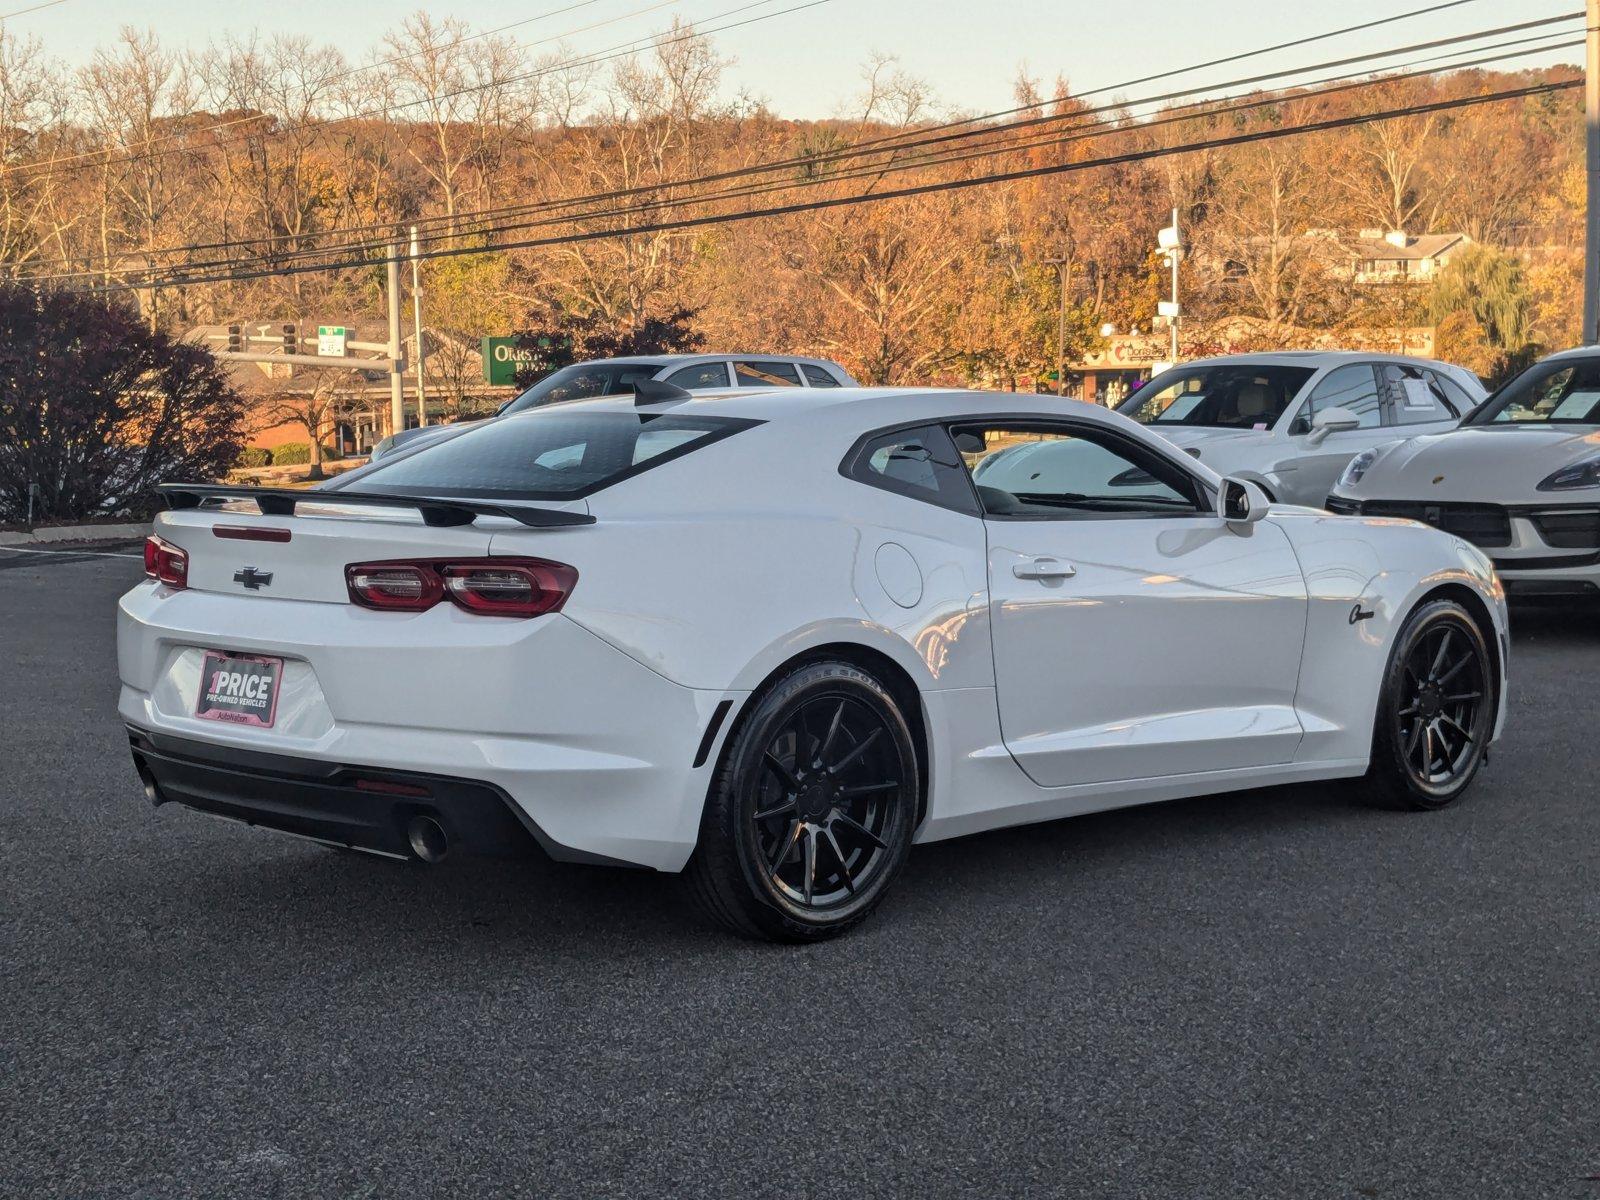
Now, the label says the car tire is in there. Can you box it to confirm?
[1363,598,1495,811]
[684,660,918,942]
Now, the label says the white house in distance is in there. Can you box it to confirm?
[1333,228,1472,284]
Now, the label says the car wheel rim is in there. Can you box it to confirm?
[1397,620,1487,791]
[750,694,905,912]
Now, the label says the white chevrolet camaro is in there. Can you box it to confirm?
[120,385,1509,941]
[1327,347,1600,599]
[1116,352,1486,506]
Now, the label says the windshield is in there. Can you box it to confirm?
[1118,364,1315,430]
[501,362,667,415]
[1467,356,1600,426]
[337,411,755,500]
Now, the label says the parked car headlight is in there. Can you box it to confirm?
[1537,453,1600,492]
[1338,448,1380,491]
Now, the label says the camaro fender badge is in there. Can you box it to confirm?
[233,566,274,590]
[1349,603,1375,624]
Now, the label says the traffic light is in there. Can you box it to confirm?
[282,324,297,354]
[226,324,243,353]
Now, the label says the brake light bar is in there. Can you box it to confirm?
[213,525,292,543]
[346,558,576,618]
[143,535,189,589]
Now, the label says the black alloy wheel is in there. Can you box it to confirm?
[685,661,917,941]
[1367,598,1494,810]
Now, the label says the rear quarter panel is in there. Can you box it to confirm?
[488,418,994,695]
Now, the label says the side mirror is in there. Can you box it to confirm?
[1218,476,1269,526]
[1306,405,1361,445]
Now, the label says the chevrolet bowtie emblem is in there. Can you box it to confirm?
[233,567,273,590]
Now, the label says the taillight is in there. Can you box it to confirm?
[442,561,577,617]
[143,535,188,588]
[346,563,444,612]
[345,558,575,618]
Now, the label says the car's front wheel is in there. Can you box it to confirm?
[685,660,918,941]
[1365,598,1495,810]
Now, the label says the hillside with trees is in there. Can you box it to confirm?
[0,17,1582,391]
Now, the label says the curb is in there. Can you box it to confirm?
[0,522,151,547]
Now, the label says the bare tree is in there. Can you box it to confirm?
[77,27,203,327]
[252,367,350,479]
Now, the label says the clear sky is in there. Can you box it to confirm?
[2,0,1579,119]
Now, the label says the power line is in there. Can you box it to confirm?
[0,0,69,20]
[67,78,1579,295]
[319,0,610,86]
[0,0,1524,191]
[31,31,1581,284]
[23,8,1582,277]
[0,0,814,182]
[59,30,1581,286]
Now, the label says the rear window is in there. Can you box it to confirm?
[338,411,758,501]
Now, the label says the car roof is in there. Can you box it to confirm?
[506,386,1133,427]
[1186,350,1460,370]
[1529,345,1600,366]
[570,353,845,368]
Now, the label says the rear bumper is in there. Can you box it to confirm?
[127,725,573,861]
[117,582,743,870]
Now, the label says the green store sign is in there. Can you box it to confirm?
[481,336,536,387]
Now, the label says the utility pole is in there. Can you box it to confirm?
[1157,208,1182,365]
[1585,0,1600,343]
[1042,252,1072,397]
[409,225,428,426]
[386,246,405,438]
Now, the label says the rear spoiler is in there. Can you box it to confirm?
[157,483,596,529]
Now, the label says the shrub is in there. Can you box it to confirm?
[0,283,248,522]
[270,442,339,466]
[237,446,272,469]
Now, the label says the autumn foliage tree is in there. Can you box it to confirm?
[0,284,247,523]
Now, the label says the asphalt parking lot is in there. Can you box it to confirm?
[2,545,1596,1199]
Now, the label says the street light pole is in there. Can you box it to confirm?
[1169,207,1181,363]
[1043,253,1071,397]
[1585,0,1600,343]
[409,225,429,426]
[386,246,405,439]
[1155,210,1183,369]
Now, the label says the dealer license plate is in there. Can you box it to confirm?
[195,651,283,728]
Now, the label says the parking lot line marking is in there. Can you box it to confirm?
[0,545,142,560]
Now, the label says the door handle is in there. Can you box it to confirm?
[1013,556,1077,580]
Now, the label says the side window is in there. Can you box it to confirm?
[734,360,802,387]
[612,366,659,394]
[1428,370,1478,416]
[664,362,730,389]
[847,425,977,513]
[1381,363,1450,425]
[1296,364,1384,433]
[801,364,842,388]
[538,368,612,404]
[952,423,1203,519]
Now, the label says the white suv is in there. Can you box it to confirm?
[1115,352,1486,506]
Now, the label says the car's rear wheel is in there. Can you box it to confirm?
[1365,598,1494,810]
[685,660,918,942]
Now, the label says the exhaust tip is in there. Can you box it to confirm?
[406,815,449,863]
[135,764,165,807]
